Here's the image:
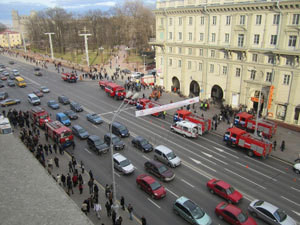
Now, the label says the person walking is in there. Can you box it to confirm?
[79,181,83,194]
[120,196,125,210]
[44,132,48,142]
[80,161,85,174]
[68,161,73,173]
[81,201,88,215]
[94,184,99,196]
[127,203,133,220]
[54,156,59,168]
[141,216,147,225]
[88,178,94,194]
[280,140,285,152]
[94,200,102,220]
[105,201,111,217]
[53,143,57,154]
[67,176,74,195]
[72,141,75,150]
[162,111,166,119]
[48,144,52,154]
[112,209,116,225]
[89,170,93,179]
[116,216,123,225]
[61,173,66,187]
[273,140,277,151]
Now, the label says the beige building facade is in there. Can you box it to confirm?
[150,0,300,125]
[11,10,36,38]
[0,30,21,48]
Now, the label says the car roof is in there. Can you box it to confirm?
[141,174,155,184]
[105,133,117,138]
[147,160,164,167]
[113,153,126,162]
[89,135,100,141]
[135,136,145,141]
[48,100,56,103]
[216,180,230,189]
[225,204,242,216]
[255,201,278,214]
[56,112,66,116]
[73,124,82,129]
[155,145,172,154]
[176,196,189,204]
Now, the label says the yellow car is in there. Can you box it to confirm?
[0,98,21,107]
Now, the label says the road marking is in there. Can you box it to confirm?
[84,148,92,154]
[92,124,98,129]
[291,187,300,192]
[225,168,266,189]
[165,188,179,198]
[281,196,300,207]
[240,192,254,202]
[243,156,286,174]
[181,179,195,188]
[214,147,224,152]
[189,157,201,164]
[22,75,41,86]
[292,210,300,217]
[202,152,212,158]
[114,172,120,177]
[142,155,150,161]
[182,160,213,180]
[147,198,161,208]
[235,162,277,181]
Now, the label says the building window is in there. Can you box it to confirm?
[288,35,297,47]
[276,104,287,120]
[178,59,182,68]
[236,68,241,77]
[212,16,217,25]
[254,34,260,44]
[169,47,173,53]
[270,35,277,45]
[237,52,242,60]
[178,17,182,25]
[211,33,216,42]
[223,66,227,75]
[283,74,290,85]
[178,47,182,54]
[188,32,192,41]
[200,16,204,25]
[160,18,164,25]
[199,33,204,41]
[199,48,203,56]
[268,55,275,64]
[250,70,256,80]
[160,57,163,65]
[169,32,172,40]
[178,32,182,40]
[169,18,173,26]
[273,14,280,25]
[188,17,193,25]
[211,50,215,58]
[224,52,228,59]
[188,48,192,55]
[286,56,294,66]
[252,54,258,62]
[169,59,172,66]
[198,63,203,71]
[266,72,272,82]
[256,15,262,25]
[292,14,300,25]
[240,15,245,25]
[226,16,231,25]
[188,61,192,70]
[238,34,244,47]
[210,64,214,73]
[225,33,229,43]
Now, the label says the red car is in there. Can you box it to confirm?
[215,202,257,225]
[207,179,243,204]
[33,90,44,97]
[136,174,166,199]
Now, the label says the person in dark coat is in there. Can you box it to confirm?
[280,140,285,152]
[105,201,111,217]
[120,196,125,210]
[141,216,147,225]
[112,209,116,225]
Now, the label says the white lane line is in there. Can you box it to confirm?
[165,188,179,198]
[147,198,161,209]
[182,160,213,180]
[202,152,228,165]
[235,162,277,182]
[142,155,150,161]
[92,124,98,129]
[225,168,266,189]
[291,187,300,192]
[243,156,286,174]
[214,147,239,159]
[181,179,195,188]
[84,148,92,154]
[281,196,300,207]
[240,192,254,202]
[292,210,300,217]
[114,172,120,177]
[189,157,201,164]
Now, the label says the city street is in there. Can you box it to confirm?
[1,54,299,225]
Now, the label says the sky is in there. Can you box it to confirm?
[0,0,156,27]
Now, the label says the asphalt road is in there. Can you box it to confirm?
[1,54,300,225]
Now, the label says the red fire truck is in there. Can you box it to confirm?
[45,121,74,148]
[141,75,155,87]
[99,80,114,89]
[136,99,162,117]
[173,109,211,135]
[104,83,126,100]
[61,73,77,83]
[30,106,51,128]
[224,127,272,158]
[234,112,277,139]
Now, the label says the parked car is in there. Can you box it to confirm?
[56,112,71,126]
[0,98,21,107]
[40,86,50,93]
[0,92,8,100]
[104,133,125,150]
[70,101,83,112]
[111,121,130,137]
[87,135,109,155]
[0,64,5,68]
[58,95,70,105]
[207,179,243,204]
[174,196,212,225]
[144,160,175,182]
[72,125,89,139]
[0,76,7,81]
[47,100,60,109]
[248,200,296,225]
[154,145,181,168]
[12,69,19,76]
[131,136,153,152]
[113,153,135,174]
[64,110,78,120]
[9,61,15,65]
[35,71,42,76]
[86,113,103,124]
[2,71,9,76]
[131,72,143,79]
[294,161,300,174]
[33,90,44,97]
[7,79,15,87]
[216,202,257,225]
[136,174,166,199]
[0,80,4,88]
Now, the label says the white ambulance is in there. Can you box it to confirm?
[170,120,199,138]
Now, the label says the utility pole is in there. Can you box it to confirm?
[79,27,91,66]
[21,32,27,53]
[142,54,146,72]
[45,32,55,60]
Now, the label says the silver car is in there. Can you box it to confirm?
[248,200,297,225]
[113,153,134,174]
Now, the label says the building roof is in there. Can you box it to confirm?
[0,30,20,35]
[0,134,94,225]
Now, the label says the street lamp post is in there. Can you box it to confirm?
[99,46,104,65]
[142,54,146,72]
[109,91,139,218]
[45,32,55,60]
[254,85,263,137]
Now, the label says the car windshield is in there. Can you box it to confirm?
[274,209,287,222]
[32,97,39,101]
[78,128,85,134]
[140,139,149,146]
[237,212,248,223]
[184,200,205,219]
[166,152,176,160]
[120,159,130,167]
[158,165,168,173]
[226,187,235,195]
[49,101,55,105]
[118,125,127,132]
[41,86,47,89]
[112,136,121,144]
[61,116,68,121]
[150,181,161,191]
[94,139,105,146]
[92,115,99,119]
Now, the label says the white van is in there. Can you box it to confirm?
[28,93,40,105]
[170,120,199,138]
[154,145,181,168]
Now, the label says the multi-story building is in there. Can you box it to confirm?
[11,10,37,38]
[0,30,21,48]
[150,0,300,125]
